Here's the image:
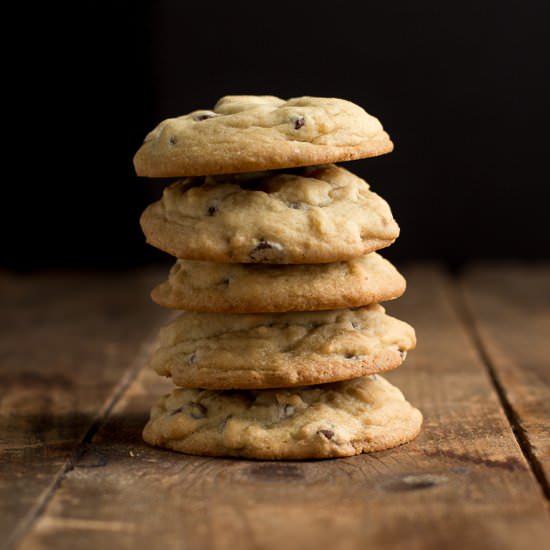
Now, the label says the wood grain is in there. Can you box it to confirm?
[460,264,550,496]
[16,267,550,550]
[0,269,169,549]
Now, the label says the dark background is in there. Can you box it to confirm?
[5,0,549,271]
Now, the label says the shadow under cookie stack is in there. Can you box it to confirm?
[134,95,422,459]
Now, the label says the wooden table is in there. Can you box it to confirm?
[2,264,549,550]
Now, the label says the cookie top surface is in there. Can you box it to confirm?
[143,374,422,459]
[152,252,406,313]
[134,96,393,177]
[151,304,416,389]
[140,164,399,263]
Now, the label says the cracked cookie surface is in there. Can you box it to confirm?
[140,164,399,263]
[152,252,406,312]
[134,95,393,177]
[143,374,422,459]
[151,304,416,389]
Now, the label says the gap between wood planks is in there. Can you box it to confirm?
[447,272,550,503]
[5,334,161,550]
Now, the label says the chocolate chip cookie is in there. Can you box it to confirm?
[140,164,399,263]
[151,304,415,389]
[152,252,406,312]
[134,96,393,177]
[142,374,422,459]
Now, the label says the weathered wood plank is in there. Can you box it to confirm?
[18,267,550,550]
[0,268,169,548]
[460,263,550,496]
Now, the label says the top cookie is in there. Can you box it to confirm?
[133,96,393,177]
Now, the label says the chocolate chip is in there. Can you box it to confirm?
[187,352,197,365]
[169,136,177,145]
[194,112,216,121]
[294,116,305,130]
[351,322,360,329]
[318,429,334,440]
[207,206,217,216]
[189,402,207,419]
[249,240,284,262]
[255,241,273,250]
[169,406,184,416]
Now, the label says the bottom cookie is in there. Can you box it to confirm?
[143,375,422,459]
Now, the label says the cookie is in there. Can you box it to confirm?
[143,374,422,459]
[152,252,406,313]
[134,96,393,177]
[151,304,416,389]
[140,164,399,264]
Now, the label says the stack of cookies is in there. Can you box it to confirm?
[134,96,422,459]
